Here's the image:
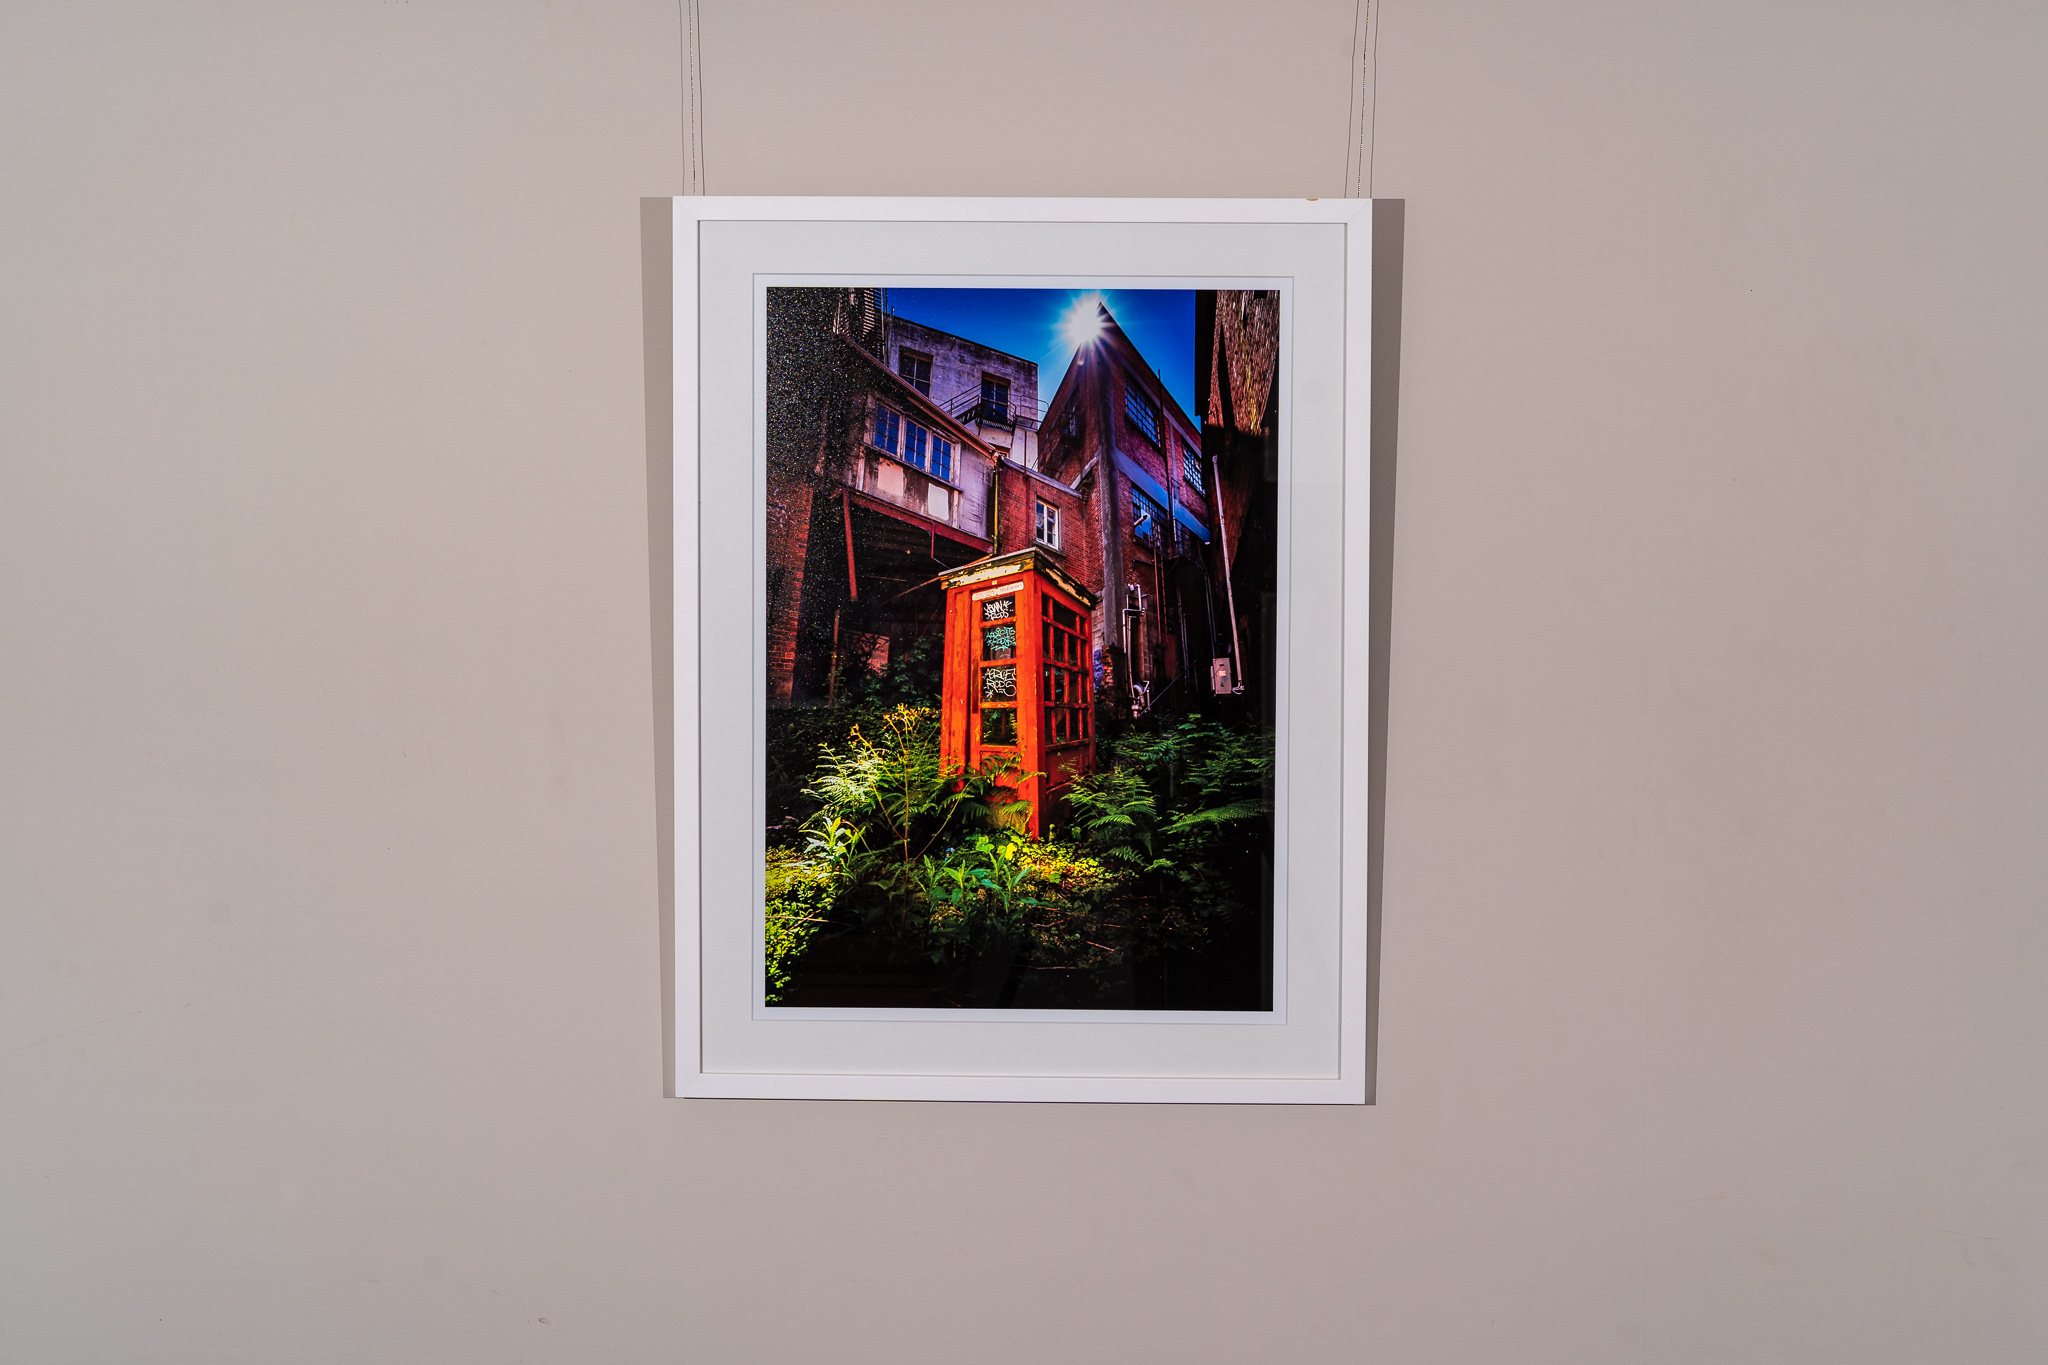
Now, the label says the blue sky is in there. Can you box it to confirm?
[885,288,1197,422]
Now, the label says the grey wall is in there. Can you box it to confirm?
[4,2,2043,1361]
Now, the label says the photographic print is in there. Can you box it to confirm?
[760,283,1283,1012]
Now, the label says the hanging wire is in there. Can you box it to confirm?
[1366,0,1378,196]
[1346,0,1378,197]
[681,0,704,194]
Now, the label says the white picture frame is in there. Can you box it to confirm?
[670,197,1376,1103]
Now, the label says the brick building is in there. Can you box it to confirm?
[764,288,999,704]
[1036,302,1233,713]
[1194,288,1281,720]
[765,289,1083,707]
[765,289,1260,721]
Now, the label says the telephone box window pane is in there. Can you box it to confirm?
[981,595,1015,622]
[981,665,1017,701]
[981,624,1015,659]
[979,707,1017,747]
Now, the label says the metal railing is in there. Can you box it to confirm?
[942,387,1043,431]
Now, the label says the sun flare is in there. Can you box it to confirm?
[1058,292,1107,352]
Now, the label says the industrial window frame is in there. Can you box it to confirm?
[1124,378,1161,446]
[1180,431,1205,492]
[1132,488,1162,544]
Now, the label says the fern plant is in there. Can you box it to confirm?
[1064,712,1276,960]
[800,703,1036,932]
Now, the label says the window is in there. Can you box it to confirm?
[1180,432,1205,491]
[897,350,931,396]
[873,406,899,455]
[895,420,953,482]
[1042,595,1092,747]
[1132,489,1162,543]
[981,376,1010,420]
[1034,499,1059,549]
[1124,379,1160,445]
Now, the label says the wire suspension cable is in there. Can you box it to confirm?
[681,0,704,194]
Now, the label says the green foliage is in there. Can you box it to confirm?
[766,641,947,843]
[917,833,1123,980]
[1010,839,1115,900]
[833,633,943,711]
[921,833,1039,952]
[801,812,868,887]
[764,699,1275,1008]
[803,704,952,872]
[764,700,891,843]
[807,704,1024,858]
[1064,767,1163,870]
[764,847,834,1004]
[1065,712,1275,959]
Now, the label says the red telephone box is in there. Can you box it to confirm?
[938,548,1099,839]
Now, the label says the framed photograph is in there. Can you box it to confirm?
[671,198,1374,1102]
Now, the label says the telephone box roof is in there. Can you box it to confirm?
[940,546,1099,610]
